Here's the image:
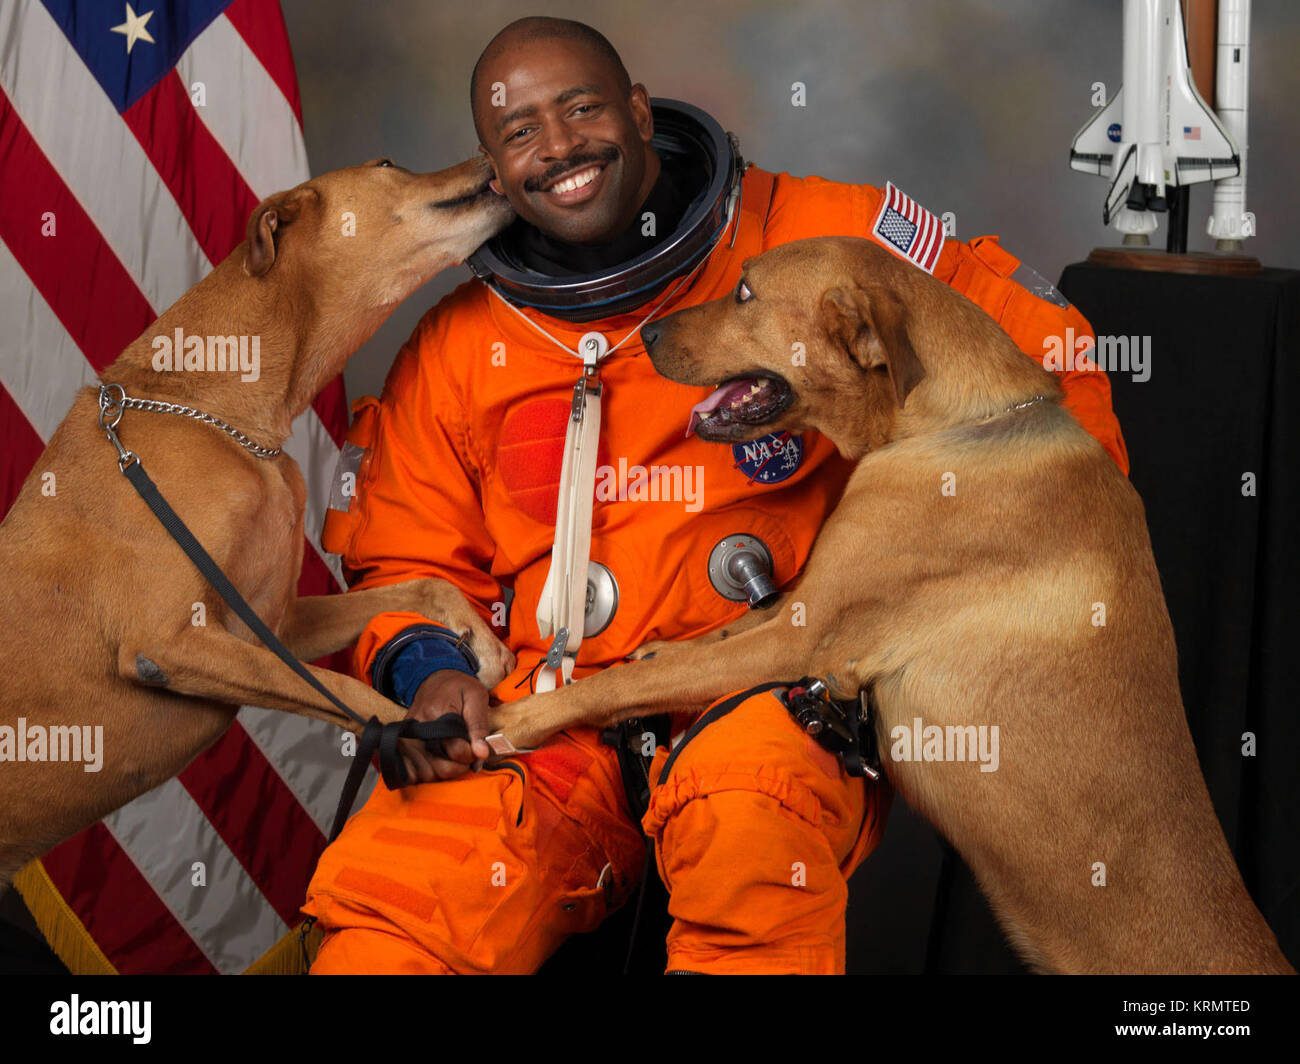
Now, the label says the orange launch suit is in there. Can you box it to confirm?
[303,166,1129,974]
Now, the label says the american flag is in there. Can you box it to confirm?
[1,0,366,973]
[1183,125,1202,140]
[870,181,945,274]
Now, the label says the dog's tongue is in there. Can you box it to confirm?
[687,379,756,436]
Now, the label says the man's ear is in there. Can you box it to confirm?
[477,145,503,196]
[628,83,655,143]
[821,284,925,408]
[243,186,319,278]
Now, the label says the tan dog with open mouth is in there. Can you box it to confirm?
[0,157,516,888]
[487,235,1292,974]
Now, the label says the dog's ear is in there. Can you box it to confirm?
[822,285,925,408]
[243,186,319,278]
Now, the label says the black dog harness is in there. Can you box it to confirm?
[781,678,882,781]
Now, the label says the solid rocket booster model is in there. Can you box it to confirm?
[1206,0,1253,244]
[1069,0,1253,245]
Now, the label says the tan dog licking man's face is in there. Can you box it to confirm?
[640,237,928,459]
[244,154,514,311]
[237,154,515,404]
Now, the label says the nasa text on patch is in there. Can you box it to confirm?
[732,431,804,485]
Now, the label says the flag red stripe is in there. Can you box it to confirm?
[301,541,353,670]
[916,208,937,268]
[925,224,943,270]
[223,0,304,126]
[299,532,340,596]
[312,377,348,448]
[0,383,46,519]
[41,823,218,974]
[300,536,355,674]
[927,213,943,269]
[0,88,155,369]
[122,72,260,267]
[178,723,325,927]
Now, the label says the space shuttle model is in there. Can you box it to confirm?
[1070,0,1254,248]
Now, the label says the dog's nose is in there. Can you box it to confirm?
[640,323,660,350]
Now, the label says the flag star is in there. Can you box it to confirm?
[110,4,156,55]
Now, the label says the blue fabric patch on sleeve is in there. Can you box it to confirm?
[386,631,477,708]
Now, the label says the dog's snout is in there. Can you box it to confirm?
[640,323,661,350]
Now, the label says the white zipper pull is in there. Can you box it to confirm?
[572,332,607,421]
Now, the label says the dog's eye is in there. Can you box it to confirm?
[375,158,394,168]
[736,280,753,304]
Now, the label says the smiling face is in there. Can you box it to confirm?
[472,35,659,245]
[640,237,930,458]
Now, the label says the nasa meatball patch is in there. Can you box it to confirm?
[732,431,804,485]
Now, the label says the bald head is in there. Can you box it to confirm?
[470,17,631,142]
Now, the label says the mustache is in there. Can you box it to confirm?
[525,146,620,192]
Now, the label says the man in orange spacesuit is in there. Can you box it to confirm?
[303,16,1129,974]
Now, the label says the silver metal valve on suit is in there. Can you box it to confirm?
[707,533,778,609]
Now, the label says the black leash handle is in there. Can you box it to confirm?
[329,713,468,841]
[119,457,469,840]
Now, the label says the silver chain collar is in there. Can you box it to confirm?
[1006,394,1051,412]
[985,393,1052,421]
[97,383,282,462]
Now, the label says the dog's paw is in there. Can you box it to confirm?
[486,697,559,753]
[463,623,514,690]
[474,638,517,691]
[405,578,516,687]
[630,639,676,661]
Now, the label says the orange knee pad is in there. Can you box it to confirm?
[303,729,645,974]
[643,687,891,974]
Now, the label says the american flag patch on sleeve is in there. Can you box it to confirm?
[870,182,946,274]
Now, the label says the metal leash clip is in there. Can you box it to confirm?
[98,383,138,470]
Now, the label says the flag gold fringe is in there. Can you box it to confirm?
[11,860,116,975]
[244,921,321,975]
[12,859,320,975]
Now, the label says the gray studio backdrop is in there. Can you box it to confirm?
[279,0,1299,972]
[281,0,1300,402]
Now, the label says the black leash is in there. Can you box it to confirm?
[99,384,467,844]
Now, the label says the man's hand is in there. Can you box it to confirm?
[398,669,494,783]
